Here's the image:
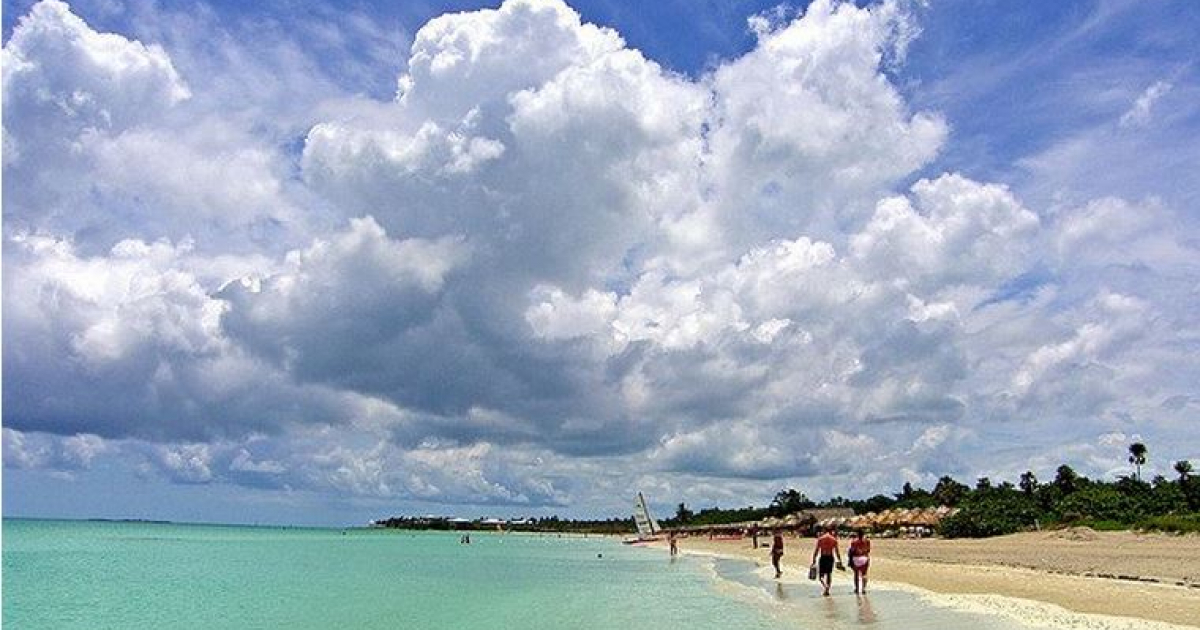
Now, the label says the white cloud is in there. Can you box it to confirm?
[2,226,404,441]
[5,232,226,367]
[230,449,287,475]
[911,425,952,451]
[525,286,618,341]
[702,0,947,247]
[87,125,295,227]
[397,0,623,118]
[652,423,815,480]
[3,429,110,471]
[2,1,317,254]
[152,443,215,483]
[2,0,189,146]
[851,173,1040,289]
[1119,80,1172,128]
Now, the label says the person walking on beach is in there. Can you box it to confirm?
[770,530,785,578]
[811,527,843,596]
[848,530,871,594]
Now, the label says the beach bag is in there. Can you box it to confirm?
[807,564,817,580]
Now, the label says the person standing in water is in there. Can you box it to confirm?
[668,531,679,557]
[810,527,843,596]
[770,530,785,578]
[848,530,871,593]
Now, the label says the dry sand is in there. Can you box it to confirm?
[658,530,1200,628]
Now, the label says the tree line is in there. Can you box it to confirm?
[373,515,635,534]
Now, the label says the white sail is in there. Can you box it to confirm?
[633,492,659,539]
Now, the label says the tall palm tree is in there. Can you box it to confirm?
[1019,471,1038,495]
[1175,460,1193,482]
[1128,443,1148,481]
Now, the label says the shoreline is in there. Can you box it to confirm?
[650,533,1200,629]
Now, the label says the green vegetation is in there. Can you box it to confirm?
[940,486,1040,538]
[1135,513,1200,534]
[1078,519,1130,531]
[663,504,769,528]
[936,449,1200,537]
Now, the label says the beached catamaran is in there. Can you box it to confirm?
[624,492,662,544]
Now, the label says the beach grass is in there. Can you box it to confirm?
[1136,513,1200,534]
[1075,519,1130,531]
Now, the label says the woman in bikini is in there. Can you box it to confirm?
[848,530,871,594]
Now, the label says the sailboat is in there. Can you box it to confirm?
[623,492,663,544]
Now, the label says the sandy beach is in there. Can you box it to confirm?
[658,530,1200,628]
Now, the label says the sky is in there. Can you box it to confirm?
[3,0,1199,527]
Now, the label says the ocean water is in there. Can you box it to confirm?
[3,519,1045,630]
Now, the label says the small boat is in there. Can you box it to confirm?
[622,492,662,544]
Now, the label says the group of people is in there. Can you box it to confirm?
[667,526,872,595]
[773,527,871,595]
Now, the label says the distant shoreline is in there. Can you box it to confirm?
[2,516,630,537]
[2,516,361,531]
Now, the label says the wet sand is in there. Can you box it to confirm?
[655,530,1200,628]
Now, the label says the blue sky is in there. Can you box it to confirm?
[4,0,1199,526]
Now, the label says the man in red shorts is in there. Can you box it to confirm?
[810,526,843,596]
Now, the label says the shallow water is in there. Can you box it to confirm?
[707,556,1044,629]
[3,519,1046,629]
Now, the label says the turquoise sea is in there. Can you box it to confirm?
[3,519,1044,629]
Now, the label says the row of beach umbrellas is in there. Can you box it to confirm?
[672,506,958,534]
[815,506,957,531]
[757,513,810,529]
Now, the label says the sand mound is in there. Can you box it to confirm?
[1047,526,1100,541]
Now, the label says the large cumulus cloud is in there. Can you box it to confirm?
[2,0,310,253]
[5,0,1200,515]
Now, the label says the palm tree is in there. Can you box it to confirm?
[769,488,813,516]
[1174,460,1193,482]
[932,476,968,506]
[1128,443,1148,481]
[1054,465,1079,494]
[1019,471,1038,495]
